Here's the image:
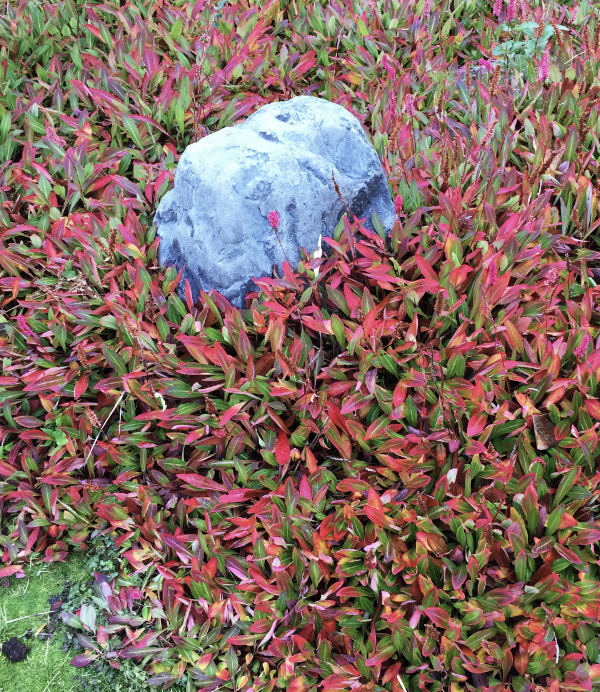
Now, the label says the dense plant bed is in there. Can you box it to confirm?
[1,0,600,690]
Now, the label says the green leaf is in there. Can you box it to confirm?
[465,628,495,649]
[175,99,185,134]
[122,114,144,150]
[71,44,82,70]
[564,127,578,163]
[377,351,398,376]
[553,467,579,508]
[446,354,465,378]
[171,17,183,40]
[370,212,387,240]
[330,314,346,347]
[405,396,418,427]
[38,175,51,200]
[0,113,10,141]
[102,344,128,376]
[546,506,564,534]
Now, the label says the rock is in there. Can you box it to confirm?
[155,95,395,308]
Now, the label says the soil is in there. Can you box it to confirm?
[48,582,71,611]
[46,582,72,640]
[2,637,30,663]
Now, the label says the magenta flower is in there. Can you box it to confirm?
[394,194,403,216]
[538,47,549,81]
[506,0,515,21]
[423,0,431,17]
[381,55,395,81]
[268,210,280,231]
[493,0,503,18]
[403,93,416,118]
[44,121,66,148]
[574,333,590,360]
[478,58,494,73]
[17,315,34,337]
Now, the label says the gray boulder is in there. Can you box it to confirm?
[155,95,395,308]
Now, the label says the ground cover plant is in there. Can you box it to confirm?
[1,0,600,690]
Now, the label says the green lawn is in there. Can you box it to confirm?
[0,556,93,692]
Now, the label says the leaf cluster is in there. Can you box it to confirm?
[1,0,600,691]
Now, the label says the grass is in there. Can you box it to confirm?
[0,555,93,692]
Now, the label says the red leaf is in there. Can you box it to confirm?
[514,647,529,675]
[585,399,600,420]
[392,381,406,407]
[343,283,360,314]
[177,335,210,363]
[162,534,193,561]
[83,23,103,40]
[532,536,555,555]
[414,253,439,283]
[467,411,487,437]
[0,565,25,578]
[554,543,583,565]
[13,416,44,428]
[340,392,372,415]
[294,50,317,76]
[227,635,260,646]
[424,607,450,629]
[176,474,226,491]
[304,447,318,474]
[365,488,387,526]
[416,531,448,554]
[185,279,194,311]
[74,374,88,400]
[274,431,290,465]
[299,475,312,500]
[220,402,246,426]
[569,529,600,545]
[487,271,510,306]
[288,677,309,692]
[70,654,96,668]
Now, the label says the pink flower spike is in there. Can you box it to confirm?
[493,0,503,18]
[268,210,280,231]
[394,195,403,216]
[403,93,416,118]
[17,315,34,337]
[538,47,549,81]
[574,333,590,360]
[44,120,66,148]
[381,54,395,81]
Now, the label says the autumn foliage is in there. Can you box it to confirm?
[1,0,600,690]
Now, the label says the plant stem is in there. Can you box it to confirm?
[6,610,53,623]
[84,391,126,471]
